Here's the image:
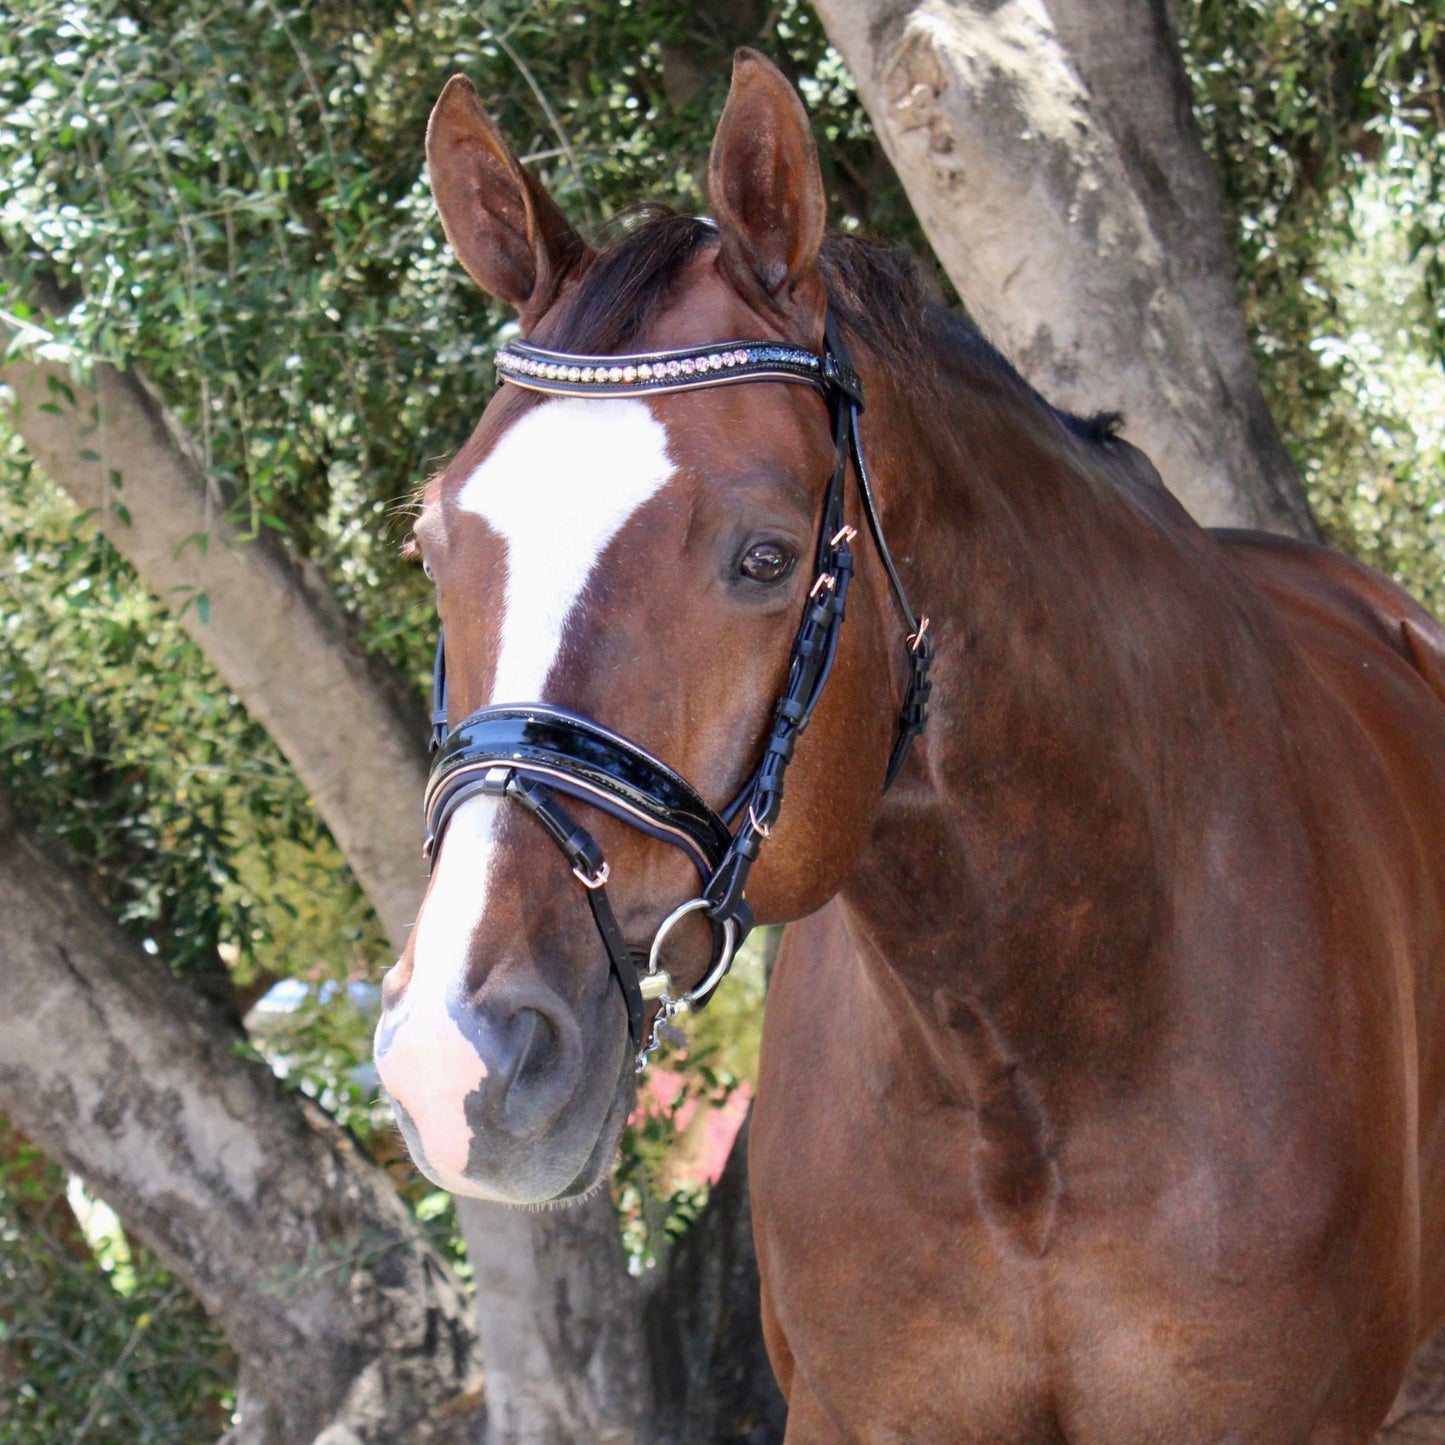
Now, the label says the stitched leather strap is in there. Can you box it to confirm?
[505,775,649,1044]
[426,705,732,879]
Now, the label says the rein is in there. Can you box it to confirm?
[423,312,934,1069]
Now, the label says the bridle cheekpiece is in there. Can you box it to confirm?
[424,312,934,1070]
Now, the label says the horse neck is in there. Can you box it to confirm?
[838,345,1272,1109]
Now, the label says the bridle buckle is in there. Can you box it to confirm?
[747,800,773,839]
[572,859,610,890]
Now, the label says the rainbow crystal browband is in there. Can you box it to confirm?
[494,336,850,399]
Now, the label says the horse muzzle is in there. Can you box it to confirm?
[375,952,633,1203]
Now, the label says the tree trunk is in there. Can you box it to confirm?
[641,1113,787,1445]
[459,1189,647,1443]
[1,352,427,947]
[809,0,1314,536]
[0,790,485,1444]
[453,1111,786,1445]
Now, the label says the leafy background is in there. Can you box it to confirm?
[1,0,1442,1435]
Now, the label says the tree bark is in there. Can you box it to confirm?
[453,1111,786,1445]
[459,1190,647,1443]
[641,1113,787,1445]
[0,352,428,947]
[0,790,485,1444]
[809,0,1315,536]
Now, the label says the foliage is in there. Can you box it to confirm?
[0,1121,232,1443]
[0,0,920,685]
[612,929,770,1272]
[1182,0,1445,607]
[0,429,385,987]
[1304,173,1445,611]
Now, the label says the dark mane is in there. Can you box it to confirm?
[818,232,1124,446]
[548,209,1123,446]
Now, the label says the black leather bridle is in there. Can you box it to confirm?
[423,312,933,1068]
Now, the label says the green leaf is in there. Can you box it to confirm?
[45,374,76,406]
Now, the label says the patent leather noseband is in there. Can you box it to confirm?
[424,311,934,1068]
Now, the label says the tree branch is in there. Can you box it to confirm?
[809,0,1315,536]
[0,347,427,949]
[0,794,485,1445]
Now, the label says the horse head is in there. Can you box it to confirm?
[374,51,923,1203]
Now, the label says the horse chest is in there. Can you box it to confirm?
[752,979,1065,1436]
[751,1084,1363,1445]
[751,919,1415,1443]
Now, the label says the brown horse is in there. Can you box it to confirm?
[375,49,1445,1442]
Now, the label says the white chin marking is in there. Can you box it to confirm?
[377,793,499,1183]
[456,396,677,701]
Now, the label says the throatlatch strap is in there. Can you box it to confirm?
[693,315,933,979]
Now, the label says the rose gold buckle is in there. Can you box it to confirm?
[573,860,610,890]
[908,616,931,652]
[810,572,837,599]
[830,525,857,547]
[748,801,772,839]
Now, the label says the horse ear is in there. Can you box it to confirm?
[426,75,592,332]
[708,49,827,325]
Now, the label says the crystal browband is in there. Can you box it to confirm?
[495,337,857,400]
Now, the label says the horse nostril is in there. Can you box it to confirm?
[481,998,581,1141]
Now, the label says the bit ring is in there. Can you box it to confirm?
[645,897,738,1006]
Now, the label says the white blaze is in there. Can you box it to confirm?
[379,398,676,1189]
[458,397,678,700]
[377,793,499,1190]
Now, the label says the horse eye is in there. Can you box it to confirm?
[422,557,435,582]
[739,541,795,584]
